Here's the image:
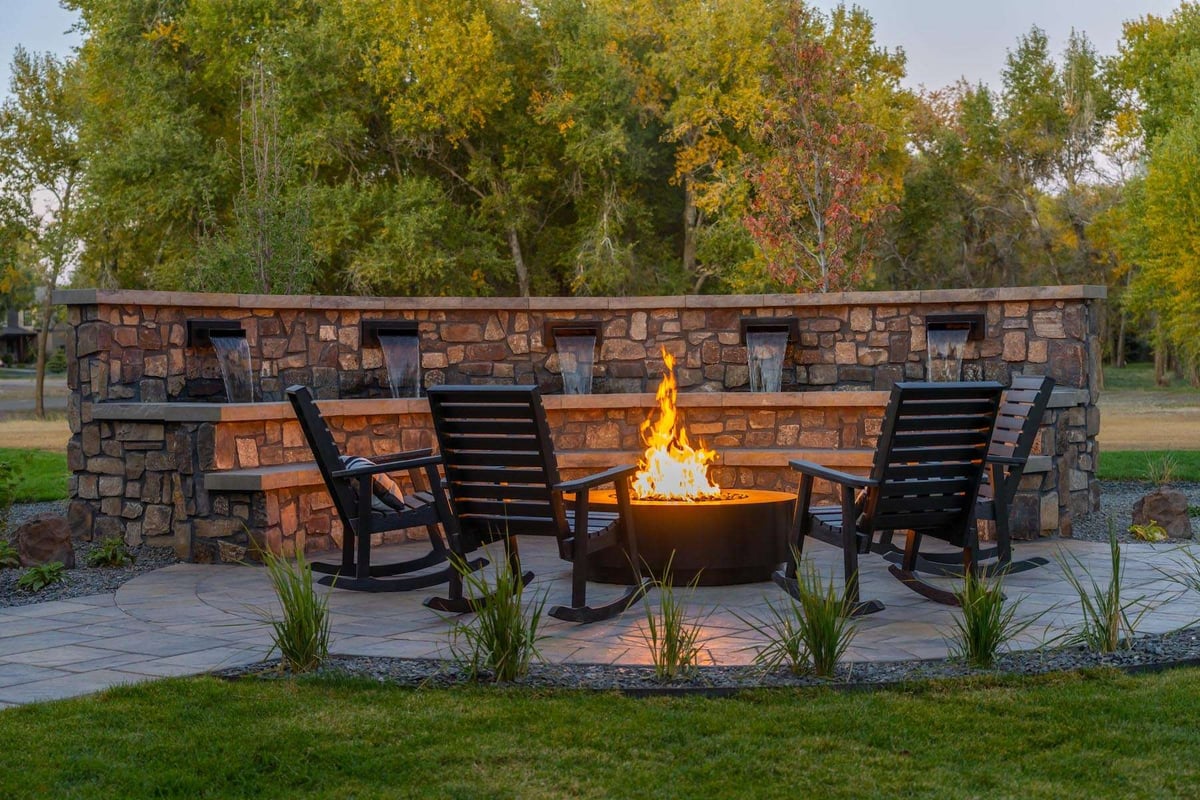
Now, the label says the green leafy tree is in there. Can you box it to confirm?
[0,48,83,417]
[744,2,907,292]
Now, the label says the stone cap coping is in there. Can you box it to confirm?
[201,448,878,492]
[202,449,1051,493]
[54,285,1106,311]
[89,390,891,422]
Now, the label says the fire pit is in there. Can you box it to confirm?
[585,350,795,585]
[587,489,795,585]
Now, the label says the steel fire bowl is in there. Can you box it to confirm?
[586,489,795,586]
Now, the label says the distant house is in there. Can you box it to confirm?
[0,308,37,365]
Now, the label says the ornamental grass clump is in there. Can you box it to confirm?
[449,547,546,683]
[259,548,330,673]
[1056,526,1149,653]
[947,569,1042,668]
[738,560,858,678]
[641,552,708,681]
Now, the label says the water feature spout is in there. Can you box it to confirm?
[545,322,601,395]
[747,331,789,392]
[362,320,421,398]
[378,333,421,398]
[211,332,255,402]
[740,317,798,392]
[925,313,984,382]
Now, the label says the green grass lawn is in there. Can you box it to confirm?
[1097,450,1200,482]
[1,670,1198,798]
[0,448,69,503]
[1103,362,1199,392]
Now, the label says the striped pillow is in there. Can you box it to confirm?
[339,456,408,513]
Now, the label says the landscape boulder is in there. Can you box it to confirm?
[1131,488,1193,540]
[14,514,76,568]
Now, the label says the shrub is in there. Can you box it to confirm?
[87,537,135,568]
[947,570,1042,668]
[449,545,546,682]
[641,552,708,682]
[258,548,330,673]
[45,348,67,374]
[0,539,20,569]
[17,561,66,592]
[738,559,859,677]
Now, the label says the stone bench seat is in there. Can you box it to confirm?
[200,448,882,493]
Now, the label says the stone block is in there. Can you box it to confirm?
[442,323,482,342]
[68,500,95,541]
[15,514,75,568]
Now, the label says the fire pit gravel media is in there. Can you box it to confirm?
[587,350,794,586]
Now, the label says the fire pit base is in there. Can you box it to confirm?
[586,489,795,586]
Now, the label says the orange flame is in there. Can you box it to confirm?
[632,350,721,501]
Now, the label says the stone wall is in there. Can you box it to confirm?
[56,287,1105,560]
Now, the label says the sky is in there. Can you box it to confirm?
[0,0,1188,98]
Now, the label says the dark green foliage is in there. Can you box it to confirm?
[0,538,19,569]
[86,537,134,568]
[16,561,65,592]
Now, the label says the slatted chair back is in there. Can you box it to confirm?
[862,381,1003,546]
[427,385,569,544]
[978,374,1056,506]
[287,384,360,528]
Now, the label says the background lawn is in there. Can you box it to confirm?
[0,669,1198,799]
[0,447,69,503]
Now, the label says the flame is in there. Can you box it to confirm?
[632,350,721,501]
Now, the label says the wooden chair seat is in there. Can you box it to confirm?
[879,375,1055,578]
[776,381,1003,614]
[286,385,482,593]
[424,385,650,624]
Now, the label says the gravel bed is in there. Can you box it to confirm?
[0,501,180,608]
[222,626,1200,692]
[1071,481,1200,543]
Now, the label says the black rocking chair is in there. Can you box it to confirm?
[881,374,1056,578]
[776,381,1003,613]
[286,384,480,592]
[423,385,651,624]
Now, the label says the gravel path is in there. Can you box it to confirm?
[0,501,180,608]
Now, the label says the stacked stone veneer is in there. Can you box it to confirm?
[56,286,1104,561]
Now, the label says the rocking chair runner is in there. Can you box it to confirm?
[423,385,651,624]
[881,374,1056,578]
[776,381,1003,614]
[286,385,480,593]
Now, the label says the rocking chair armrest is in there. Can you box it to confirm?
[555,464,638,493]
[368,447,435,467]
[332,454,443,479]
[788,459,877,490]
[986,454,1025,467]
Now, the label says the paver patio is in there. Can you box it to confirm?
[2,537,1199,706]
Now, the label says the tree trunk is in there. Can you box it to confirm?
[508,227,530,297]
[1115,307,1127,368]
[34,290,53,419]
[1154,318,1168,387]
[682,177,699,283]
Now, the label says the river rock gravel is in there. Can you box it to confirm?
[0,500,180,608]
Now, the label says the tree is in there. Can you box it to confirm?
[743,2,907,292]
[0,48,83,417]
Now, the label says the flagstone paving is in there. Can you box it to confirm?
[2,537,1199,705]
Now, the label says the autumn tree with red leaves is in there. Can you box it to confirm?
[744,3,906,292]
